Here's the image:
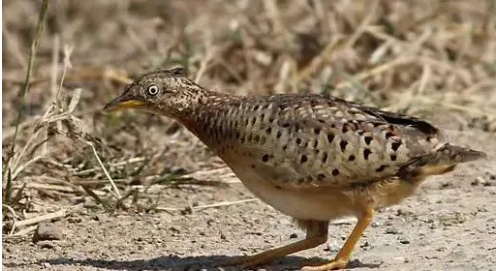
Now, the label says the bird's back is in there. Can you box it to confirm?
[189,93,485,189]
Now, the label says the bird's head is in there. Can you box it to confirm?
[103,68,204,117]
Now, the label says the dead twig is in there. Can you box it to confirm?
[191,198,258,210]
[7,209,67,230]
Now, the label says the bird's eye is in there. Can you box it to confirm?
[147,85,159,96]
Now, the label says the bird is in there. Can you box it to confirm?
[103,67,486,270]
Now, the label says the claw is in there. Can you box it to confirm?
[222,254,272,268]
[301,258,348,270]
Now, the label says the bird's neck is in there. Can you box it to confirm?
[174,90,241,144]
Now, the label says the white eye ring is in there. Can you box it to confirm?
[147,85,159,96]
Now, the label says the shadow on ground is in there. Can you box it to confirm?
[6,255,381,270]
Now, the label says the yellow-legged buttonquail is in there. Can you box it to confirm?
[104,68,486,270]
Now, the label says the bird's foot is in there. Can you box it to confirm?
[222,252,275,268]
[301,258,348,271]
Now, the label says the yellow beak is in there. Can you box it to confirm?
[103,98,145,112]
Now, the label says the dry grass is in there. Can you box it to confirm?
[2,0,496,236]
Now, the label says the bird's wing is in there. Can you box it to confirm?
[244,94,444,189]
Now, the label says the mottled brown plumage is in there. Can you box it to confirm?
[104,68,486,270]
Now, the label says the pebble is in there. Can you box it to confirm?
[33,222,64,243]
[326,240,342,252]
[398,237,410,244]
[385,227,401,235]
[38,241,57,249]
[371,221,382,228]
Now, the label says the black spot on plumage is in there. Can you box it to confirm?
[313,140,319,148]
[266,127,272,134]
[314,128,321,134]
[322,152,328,163]
[364,136,373,145]
[342,125,349,133]
[348,155,356,161]
[363,149,372,160]
[390,154,397,161]
[317,174,326,180]
[327,134,335,143]
[340,140,348,152]
[281,122,290,128]
[262,154,270,162]
[254,105,259,110]
[296,138,302,144]
[385,131,394,139]
[300,155,308,164]
[277,131,282,138]
[332,169,340,176]
[391,141,402,152]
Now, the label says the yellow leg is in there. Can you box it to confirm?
[224,221,328,268]
[302,209,374,271]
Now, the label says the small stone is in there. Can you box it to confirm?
[181,206,193,215]
[33,222,64,243]
[385,227,400,235]
[326,240,342,252]
[169,226,180,233]
[38,241,56,249]
[220,232,227,240]
[471,178,481,186]
[371,221,382,228]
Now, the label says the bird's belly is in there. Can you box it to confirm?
[230,167,358,220]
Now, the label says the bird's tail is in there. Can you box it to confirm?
[400,143,487,178]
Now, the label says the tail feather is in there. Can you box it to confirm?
[428,143,487,164]
[399,143,486,179]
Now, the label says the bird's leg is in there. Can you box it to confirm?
[302,209,374,271]
[223,220,329,268]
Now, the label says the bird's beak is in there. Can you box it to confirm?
[103,95,145,112]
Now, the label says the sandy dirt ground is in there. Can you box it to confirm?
[3,128,495,271]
